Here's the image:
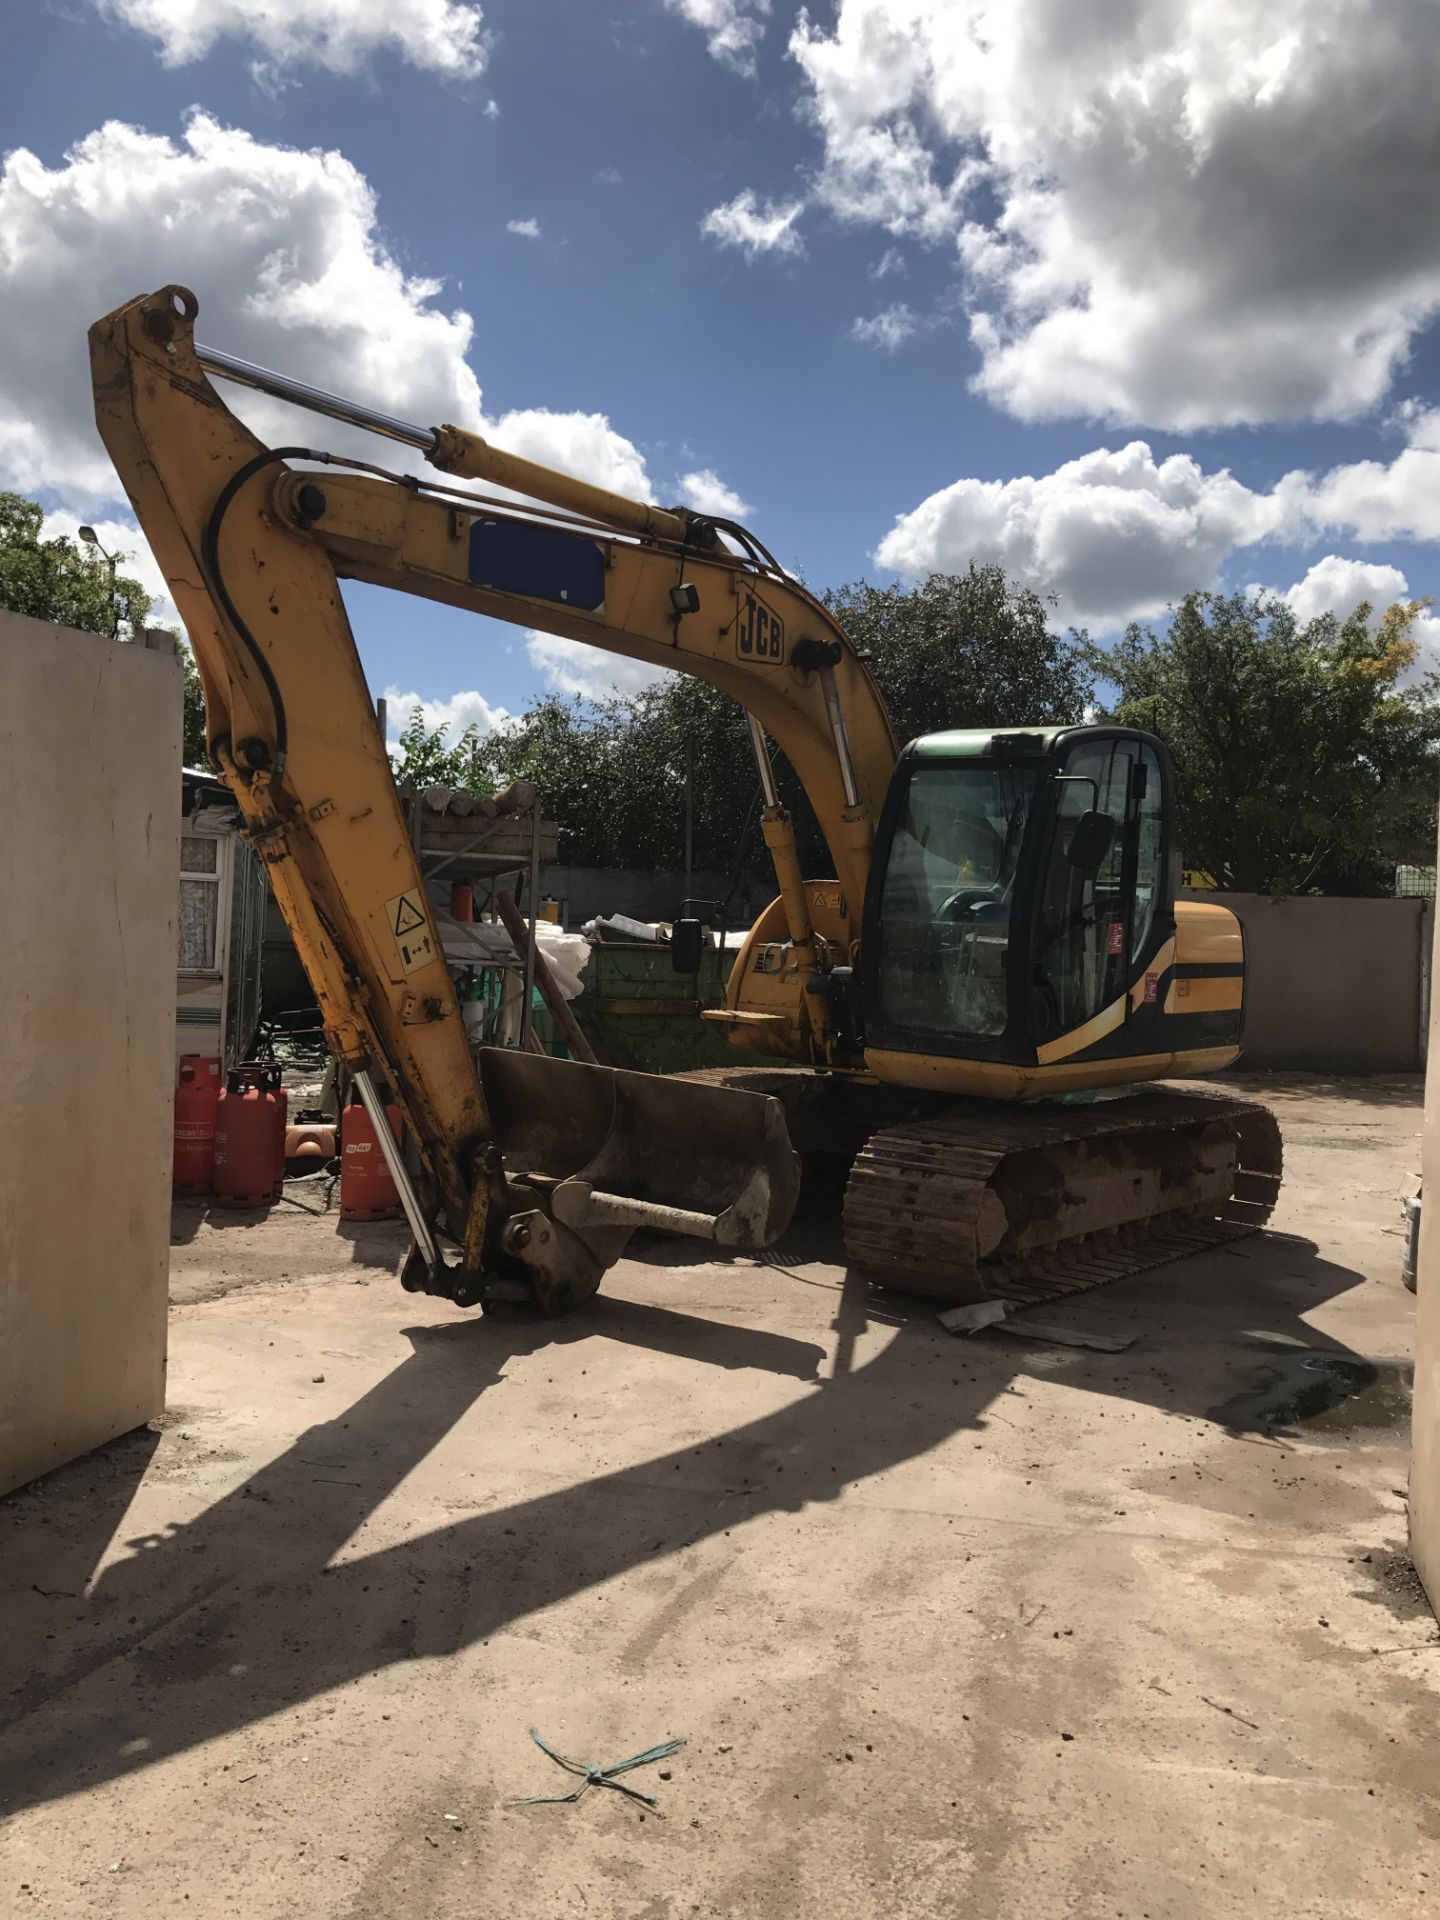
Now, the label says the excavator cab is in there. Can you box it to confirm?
[861,725,1243,1095]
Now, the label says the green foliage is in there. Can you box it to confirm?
[180,644,208,767]
[0,492,151,642]
[824,566,1092,747]
[1094,590,1440,895]
[391,704,488,790]
[389,569,1090,882]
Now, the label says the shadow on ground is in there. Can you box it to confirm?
[0,1217,1382,1816]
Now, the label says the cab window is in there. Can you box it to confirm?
[876,761,1037,1038]
[1030,740,1163,1041]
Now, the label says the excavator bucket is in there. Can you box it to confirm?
[475,1048,799,1312]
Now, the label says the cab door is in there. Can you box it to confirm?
[1027,734,1169,1053]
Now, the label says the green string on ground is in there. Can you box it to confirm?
[506,1727,686,1813]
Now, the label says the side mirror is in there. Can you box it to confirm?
[1066,809,1115,871]
[671,916,704,975]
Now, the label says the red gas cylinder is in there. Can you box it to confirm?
[450,881,475,922]
[214,1066,280,1209]
[340,1096,404,1221]
[172,1056,219,1195]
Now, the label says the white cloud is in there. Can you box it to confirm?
[1300,416,1440,542]
[506,216,541,239]
[875,407,1440,629]
[381,683,509,747]
[850,303,918,352]
[768,0,1440,430]
[1280,556,1412,627]
[483,99,500,119]
[0,111,655,525]
[0,113,480,507]
[94,0,489,78]
[701,189,805,260]
[526,633,672,703]
[663,0,771,75]
[868,246,906,281]
[677,468,752,517]
[876,440,1286,627]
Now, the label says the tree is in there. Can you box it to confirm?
[590,568,1091,876]
[824,566,1092,748]
[382,568,1091,880]
[0,492,151,641]
[180,644,209,768]
[1095,590,1440,895]
[391,705,488,791]
[475,696,637,865]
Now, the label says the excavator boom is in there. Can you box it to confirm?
[90,284,809,1314]
[91,283,1281,1319]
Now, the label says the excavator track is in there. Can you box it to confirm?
[842,1090,1282,1307]
[676,1070,1282,1309]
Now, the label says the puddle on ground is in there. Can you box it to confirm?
[1213,1351,1412,1439]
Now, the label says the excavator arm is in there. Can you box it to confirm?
[89,284,893,1312]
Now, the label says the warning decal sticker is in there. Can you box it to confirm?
[386,889,436,975]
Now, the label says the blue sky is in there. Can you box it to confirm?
[3,1,1439,742]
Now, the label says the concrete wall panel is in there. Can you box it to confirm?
[1412,855,1440,1608]
[0,612,180,1494]
[1185,891,1429,1073]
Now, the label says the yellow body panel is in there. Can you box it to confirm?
[1035,994,1128,1066]
[88,285,904,1231]
[1174,898,1245,967]
[1165,976,1244,1015]
[864,1045,1242,1100]
[273,469,895,934]
[705,883,855,1059]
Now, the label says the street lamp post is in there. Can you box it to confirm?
[78,525,120,638]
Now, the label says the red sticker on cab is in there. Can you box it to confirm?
[1144,972,1159,1003]
[1107,921,1124,956]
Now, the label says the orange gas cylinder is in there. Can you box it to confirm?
[172,1056,219,1195]
[285,1111,337,1166]
[340,1096,404,1221]
[214,1066,279,1209]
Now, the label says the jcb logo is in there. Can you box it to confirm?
[736,590,784,663]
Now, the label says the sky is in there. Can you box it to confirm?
[3,0,1440,749]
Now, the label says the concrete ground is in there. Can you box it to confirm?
[2,1073,1437,1918]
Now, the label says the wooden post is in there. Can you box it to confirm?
[494,892,598,1065]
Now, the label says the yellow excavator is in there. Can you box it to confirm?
[90,285,1280,1316]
